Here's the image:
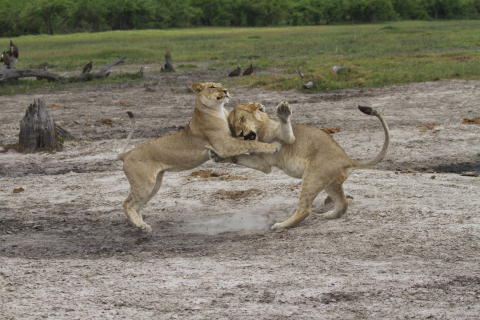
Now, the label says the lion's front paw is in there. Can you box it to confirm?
[143,224,152,233]
[276,101,292,119]
[271,222,286,232]
[208,149,225,162]
[266,141,282,154]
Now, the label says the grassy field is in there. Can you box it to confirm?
[1,20,480,93]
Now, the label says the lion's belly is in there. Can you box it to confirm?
[278,161,306,179]
[264,153,306,179]
[167,150,210,172]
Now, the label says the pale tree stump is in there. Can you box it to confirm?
[161,51,175,72]
[19,100,56,152]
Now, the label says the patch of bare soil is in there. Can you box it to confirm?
[189,169,247,181]
[214,188,263,200]
[462,117,480,125]
[1,70,480,319]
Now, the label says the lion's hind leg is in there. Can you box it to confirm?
[135,171,165,218]
[271,163,337,231]
[323,178,349,219]
[122,168,164,233]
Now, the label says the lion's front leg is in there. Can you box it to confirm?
[209,150,272,174]
[276,101,295,144]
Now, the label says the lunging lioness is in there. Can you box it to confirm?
[117,82,281,232]
[210,101,390,231]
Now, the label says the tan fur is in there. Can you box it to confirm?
[118,82,281,232]
[214,101,390,231]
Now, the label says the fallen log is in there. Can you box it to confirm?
[0,57,127,83]
[0,66,65,83]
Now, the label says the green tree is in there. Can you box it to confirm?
[105,0,155,30]
[391,0,429,19]
[69,0,110,32]
[349,0,397,22]
[420,0,477,19]
[23,0,73,35]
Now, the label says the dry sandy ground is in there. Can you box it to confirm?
[1,69,480,319]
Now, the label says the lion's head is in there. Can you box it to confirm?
[227,102,268,141]
[191,82,230,108]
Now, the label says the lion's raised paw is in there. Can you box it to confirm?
[276,101,292,119]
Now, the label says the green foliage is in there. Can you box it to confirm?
[1,0,480,36]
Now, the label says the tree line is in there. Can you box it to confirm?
[1,0,480,37]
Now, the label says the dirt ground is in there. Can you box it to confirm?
[1,68,480,319]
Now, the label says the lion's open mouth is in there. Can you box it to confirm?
[239,131,256,140]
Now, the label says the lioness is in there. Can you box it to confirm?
[210,101,390,231]
[117,82,281,232]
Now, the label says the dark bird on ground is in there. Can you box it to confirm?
[44,61,48,71]
[228,64,241,77]
[83,58,93,74]
[242,63,254,76]
[10,40,19,58]
[1,49,12,68]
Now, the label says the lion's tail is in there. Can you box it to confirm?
[117,111,135,160]
[352,106,390,169]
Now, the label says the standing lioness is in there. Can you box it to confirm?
[117,82,281,232]
[211,101,390,231]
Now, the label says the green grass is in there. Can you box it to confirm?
[1,20,480,92]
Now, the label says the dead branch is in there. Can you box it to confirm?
[295,63,304,78]
[77,57,127,81]
[56,124,75,140]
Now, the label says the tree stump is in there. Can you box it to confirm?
[161,51,175,72]
[19,100,56,152]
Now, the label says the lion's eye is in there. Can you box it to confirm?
[209,86,216,89]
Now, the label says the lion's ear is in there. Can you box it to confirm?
[191,83,205,93]
[251,103,260,112]
[258,104,265,112]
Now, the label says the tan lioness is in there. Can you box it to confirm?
[117,82,281,232]
[210,101,390,231]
